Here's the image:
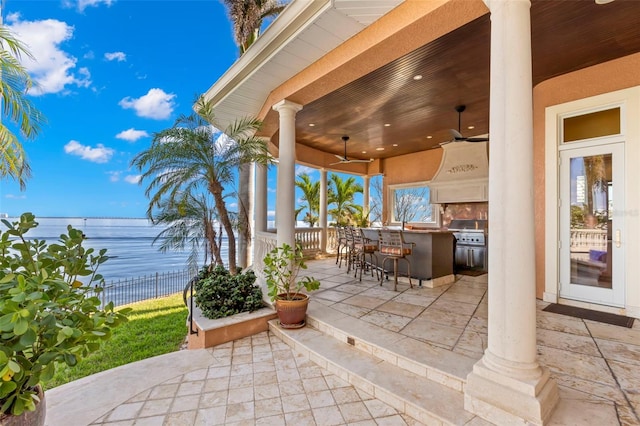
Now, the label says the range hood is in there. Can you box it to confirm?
[429,141,489,204]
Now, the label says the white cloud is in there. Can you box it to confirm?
[62,0,115,12]
[107,171,120,182]
[5,194,27,199]
[295,165,315,176]
[119,88,176,120]
[64,140,114,163]
[267,210,275,218]
[116,128,149,142]
[6,14,91,95]
[84,50,95,59]
[124,175,141,184]
[104,51,126,62]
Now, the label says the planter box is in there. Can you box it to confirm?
[187,303,277,349]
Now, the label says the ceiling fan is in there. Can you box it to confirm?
[330,136,374,165]
[449,105,489,142]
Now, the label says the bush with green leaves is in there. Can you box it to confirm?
[194,265,264,319]
[0,213,129,418]
[263,243,320,302]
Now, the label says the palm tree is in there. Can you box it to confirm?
[222,0,287,266]
[295,173,320,227]
[222,0,287,54]
[131,96,271,274]
[328,174,363,226]
[0,25,46,189]
[151,193,223,271]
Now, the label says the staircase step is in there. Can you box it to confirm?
[270,318,477,425]
[306,301,478,392]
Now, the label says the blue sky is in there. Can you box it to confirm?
[0,0,242,218]
[0,0,366,221]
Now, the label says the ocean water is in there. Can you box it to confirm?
[1,216,226,283]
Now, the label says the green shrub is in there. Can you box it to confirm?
[194,266,263,319]
[0,213,129,417]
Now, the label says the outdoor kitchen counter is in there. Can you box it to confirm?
[362,228,456,288]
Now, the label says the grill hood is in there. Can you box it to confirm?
[429,141,489,204]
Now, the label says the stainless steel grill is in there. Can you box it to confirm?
[449,219,488,271]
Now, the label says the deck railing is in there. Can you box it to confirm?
[570,228,607,252]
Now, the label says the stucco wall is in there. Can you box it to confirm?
[533,52,640,298]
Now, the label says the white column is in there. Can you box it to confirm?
[273,100,302,249]
[464,1,559,425]
[363,175,370,224]
[319,169,328,253]
[255,162,268,233]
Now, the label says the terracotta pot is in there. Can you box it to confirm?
[275,293,309,329]
[0,386,46,426]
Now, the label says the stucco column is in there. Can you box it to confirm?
[255,162,268,233]
[363,175,370,224]
[319,169,328,253]
[273,100,302,249]
[464,1,559,424]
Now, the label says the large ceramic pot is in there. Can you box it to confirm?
[0,386,46,426]
[275,293,309,329]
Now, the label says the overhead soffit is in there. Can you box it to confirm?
[205,0,640,166]
[203,0,403,130]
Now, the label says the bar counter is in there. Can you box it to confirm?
[362,228,456,288]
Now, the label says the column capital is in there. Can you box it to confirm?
[272,99,303,115]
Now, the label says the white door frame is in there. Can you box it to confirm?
[544,86,640,315]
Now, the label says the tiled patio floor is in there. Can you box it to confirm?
[46,257,640,425]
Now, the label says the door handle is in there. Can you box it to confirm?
[615,229,621,248]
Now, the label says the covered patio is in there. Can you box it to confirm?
[46,260,639,424]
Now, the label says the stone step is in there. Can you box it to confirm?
[269,305,481,425]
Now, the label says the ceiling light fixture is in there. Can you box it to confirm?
[467,125,475,130]
[426,136,432,139]
[413,75,423,80]
[376,147,385,151]
[308,123,315,127]
[393,144,398,147]
[384,123,391,127]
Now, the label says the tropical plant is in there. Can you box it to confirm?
[0,213,128,417]
[295,173,320,227]
[131,96,271,274]
[194,265,264,319]
[0,25,46,189]
[263,243,320,302]
[328,174,363,226]
[222,0,287,267]
[222,0,287,55]
[150,193,223,270]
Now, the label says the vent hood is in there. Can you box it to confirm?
[429,141,489,204]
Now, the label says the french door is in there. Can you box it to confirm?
[559,143,625,307]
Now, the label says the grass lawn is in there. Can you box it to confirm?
[45,292,188,389]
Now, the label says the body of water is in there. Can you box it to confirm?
[2,216,227,283]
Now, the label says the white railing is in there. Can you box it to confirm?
[253,231,278,303]
[295,227,322,256]
[326,227,338,254]
[570,228,607,253]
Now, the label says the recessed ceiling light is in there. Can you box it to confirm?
[384,123,391,127]
[413,75,423,81]
[362,151,367,154]
[595,0,614,4]
[467,125,475,130]
[376,147,385,151]
[392,144,398,147]
[426,136,432,139]
[308,123,315,127]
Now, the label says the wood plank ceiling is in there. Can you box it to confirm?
[282,0,640,161]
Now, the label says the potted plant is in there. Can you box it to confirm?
[263,243,320,328]
[0,213,129,424]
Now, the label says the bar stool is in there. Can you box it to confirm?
[352,228,379,281]
[378,229,415,291]
[343,226,356,272]
[335,226,347,267]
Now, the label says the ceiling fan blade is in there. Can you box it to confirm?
[334,154,346,160]
[466,136,489,142]
[346,158,374,163]
[449,129,465,140]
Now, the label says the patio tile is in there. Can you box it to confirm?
[148,383,179,400]
[454,328,487,355]
[429,298,477,316]
[285,409,317,425]
[537,328,601,357]
[361,310,413,332]
[225,401,254,422]
[177,380,205,396]
[164,410,197,425]
[391,293,437,308]
[315,289,354,303]
[536,311,590,336]
[254,396,284,418]
[332,387,362,404]
[538,346,616,386]
[377,300,425,318]
[607,359,640,394]
[203,377,230,392]
[418,307,472,329]
[255,414,286,425]
[171,394,201,412]
[307,389,336,408]
[446,284,487,297]
[105,402,143,422]
[279,379,305,397]
[131,416,165,426]
[311,405,345,425]
[339,401,372,423]
[281,393,311,413]
[401,317,464,348]
[228,386,254,404]
[342,294,386,309]
[200,390,228,408]
[335,283,369,294]
[439,290,484,305]
[195,406,226,425]
[329,302,371,318]
[303,376,329,392]
[596,338,640,365]
[363,398,399,417]
[139,398,172,417]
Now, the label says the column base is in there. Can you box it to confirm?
[464,357,559,425]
